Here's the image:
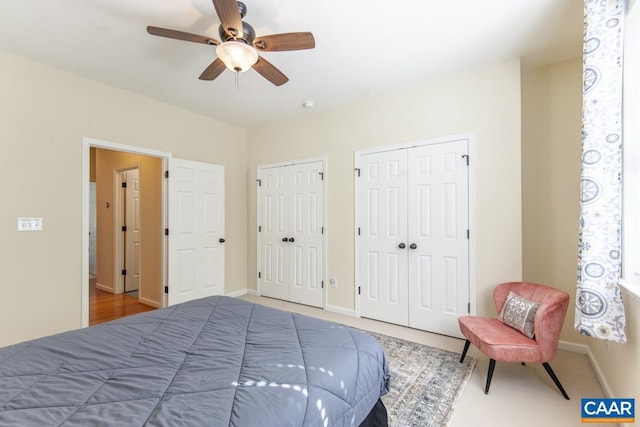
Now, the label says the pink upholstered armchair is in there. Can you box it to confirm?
[458,281,570,399]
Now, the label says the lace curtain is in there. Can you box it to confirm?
[575,0,627,343]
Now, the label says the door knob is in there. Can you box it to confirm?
[409,243,417,250]
[219,238,226,243]
[282,237,288,242]
[398,243,406,249]
[288,237,295,243]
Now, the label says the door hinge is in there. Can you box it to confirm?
[354,168,361,177]
[165,170,169,179]
[256,179,262,187]
[467,302,471,314]
[462,154,469,166]
[165,228,169,236]
[358,286,361,295]
[357,227,361,236]
[122,225,127,232]
[121,181,127,188]
[164,286,169,294]
[321,226,324,234]
[319,172,324,180]
[258,225,262,232]
[321,281,324,289]
[258,272,261,279]
[467,229,470,239]
[121,269,127,276]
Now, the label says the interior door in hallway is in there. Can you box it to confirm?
[258,160,325,308]
[123,168,141,293]
[168,158,225,305]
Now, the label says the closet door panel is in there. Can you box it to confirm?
[358,150,409,325]
[259,166,290,301]
[408,141,469,337]
[288,162,324,308]
[258,160,325,308]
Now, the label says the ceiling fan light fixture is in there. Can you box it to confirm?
[216,41,258,73]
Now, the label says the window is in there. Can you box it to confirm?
[622,0,640,298]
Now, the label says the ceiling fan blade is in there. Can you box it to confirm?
[212,0,243,38]
[253,32,315,51]
[252,56,289,86]
[199,58,227,80]
[147,26,219,45]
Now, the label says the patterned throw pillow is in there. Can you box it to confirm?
[499,291,540,338]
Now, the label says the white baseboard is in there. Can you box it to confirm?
[558,339,588,354]
[325,304,355,318]
[139,296,162,308]
[226,289,258,297]
[558,340,615,398]
[226,289,248,297]
[95,282,112,293]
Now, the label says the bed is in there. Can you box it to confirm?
[0,296,390,426]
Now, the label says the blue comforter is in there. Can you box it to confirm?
[0,296,389,426]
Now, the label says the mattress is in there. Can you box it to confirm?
[0,296,390,426]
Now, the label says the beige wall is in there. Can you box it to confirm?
[95,149,163,306]
[521,58,640,402]
[0,51,248,346]
[247,59,523,316]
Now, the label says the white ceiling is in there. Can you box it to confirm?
[0,0,582,129]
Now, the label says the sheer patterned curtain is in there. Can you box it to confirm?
[575,0,627,343]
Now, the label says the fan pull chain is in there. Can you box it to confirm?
[235,70,240,91]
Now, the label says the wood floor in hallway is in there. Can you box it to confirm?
[89,279,156,325]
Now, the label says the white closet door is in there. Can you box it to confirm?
[259,166,290,301]
[358,149,409,325]
[288,162,324,307]
[407,141,469,337]
[168,158,225,305]
[258,160,325,308]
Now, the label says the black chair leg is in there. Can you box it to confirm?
[460,340,471,363]
[484,359,496,394]
[542,362,570,400]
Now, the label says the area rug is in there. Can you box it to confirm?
[368,332,476,427]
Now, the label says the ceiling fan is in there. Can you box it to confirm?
[147,0,315,86]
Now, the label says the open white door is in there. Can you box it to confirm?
[168,158,225,305]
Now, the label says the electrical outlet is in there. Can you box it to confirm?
[330,277,337,288]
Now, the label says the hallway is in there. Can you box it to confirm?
[89,277,156,325]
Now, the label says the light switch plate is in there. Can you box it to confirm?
[17,217,43,231]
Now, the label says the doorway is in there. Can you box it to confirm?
[82,137,170,327]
